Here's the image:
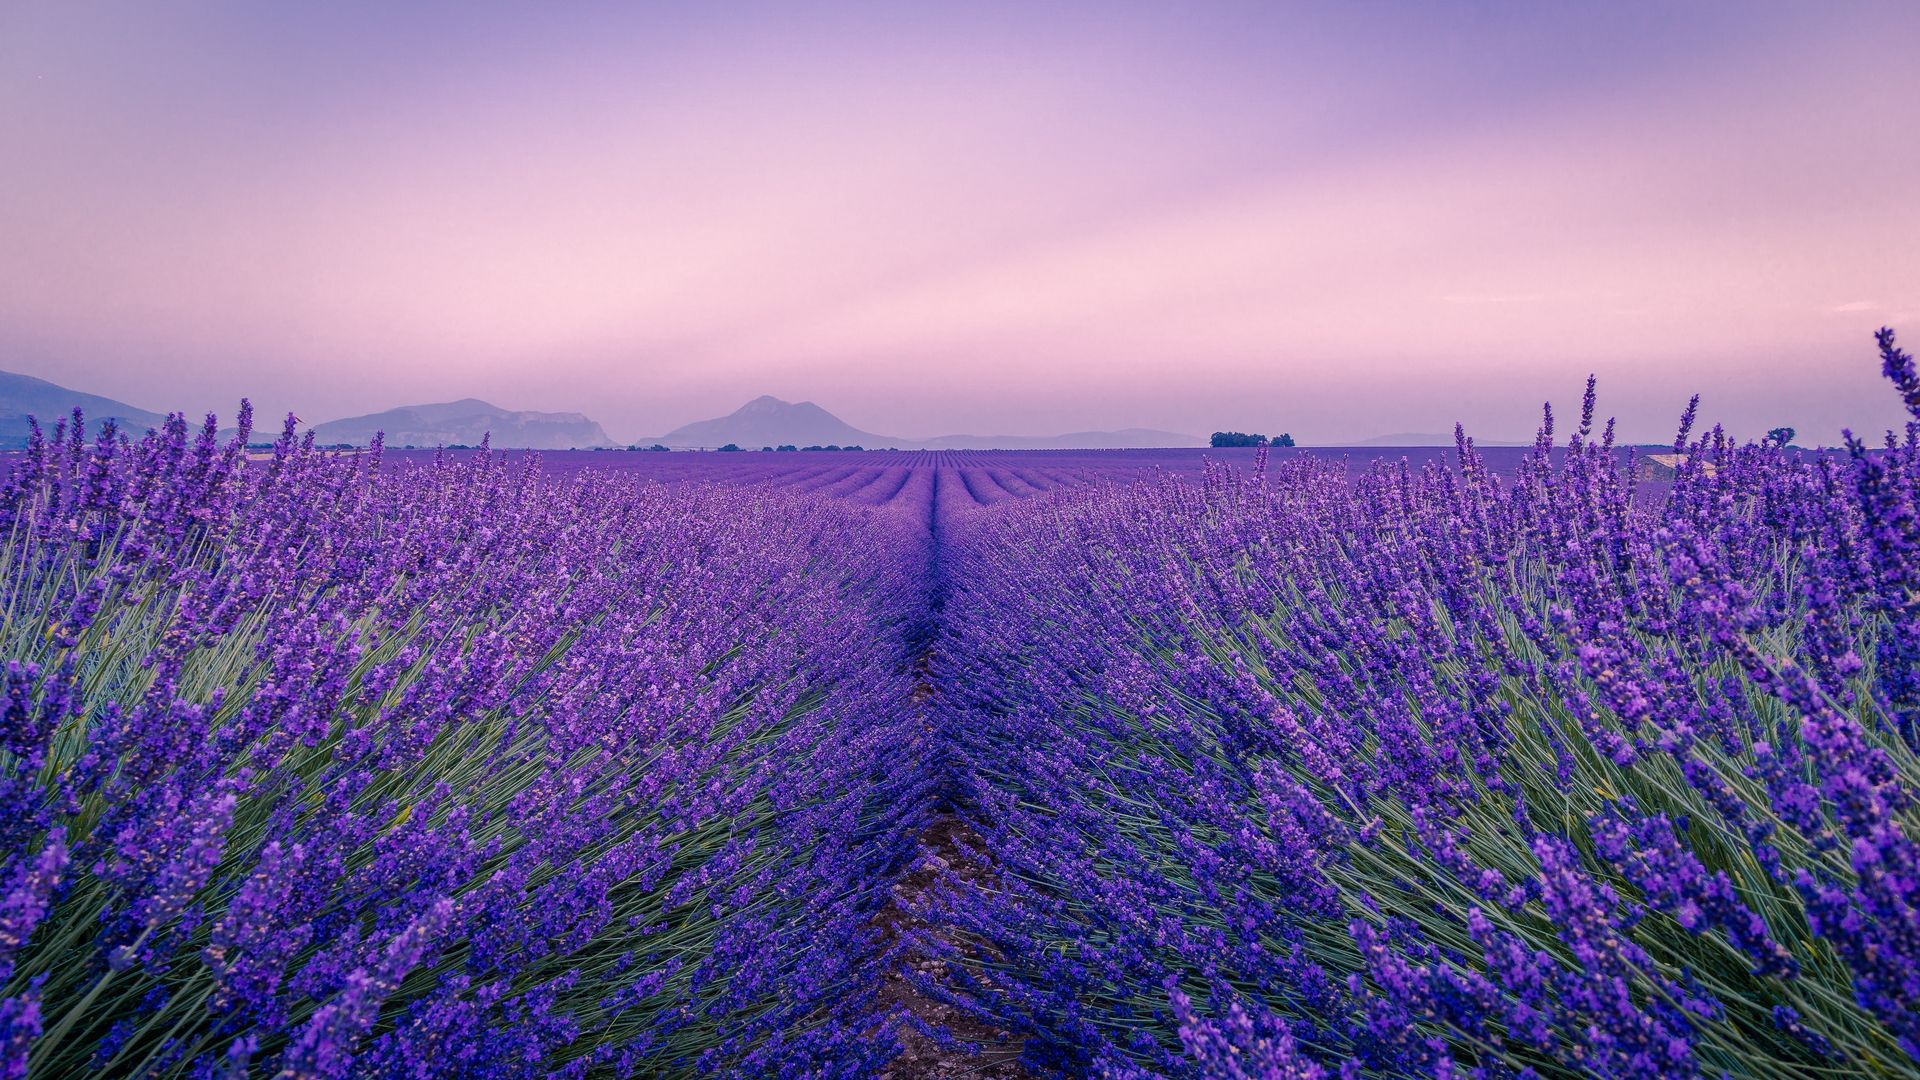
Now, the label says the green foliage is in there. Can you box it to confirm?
[1210,431,1267,447]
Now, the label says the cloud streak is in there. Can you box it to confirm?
[0,3,1916,444]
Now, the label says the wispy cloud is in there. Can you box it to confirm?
[3,3,1917,442]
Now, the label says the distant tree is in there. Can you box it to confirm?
[844,445,864,451]
[1766,427,1796,448]
[717,443,742,452]
[776,444,797,452]
[1273,433,1295,447]
[1210,431,1266,447]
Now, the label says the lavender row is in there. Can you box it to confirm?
[0,413,934,1077]
[931,332,1920,1077]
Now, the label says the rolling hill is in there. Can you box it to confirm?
[309,399,615,449]
[0,370,170,448]
[652,396,1200,449]
[917,427,1200,450]
[657,396,894,448]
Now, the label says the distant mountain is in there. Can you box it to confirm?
[918,428,1202,450]
[1353,432,1527,447]
[1352,432,1456,446]
[310,399,615,449]
[0,369,170,448]
[653,397,1200,449]
[656,396,897,448]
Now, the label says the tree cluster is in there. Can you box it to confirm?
[1210,432,1294,448]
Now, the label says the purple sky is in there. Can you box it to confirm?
[3,2,1917,444]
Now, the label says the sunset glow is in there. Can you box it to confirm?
[3,2,1916,442]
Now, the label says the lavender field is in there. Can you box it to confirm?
[3,333,1919,1079]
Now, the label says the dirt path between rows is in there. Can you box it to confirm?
[873,634,1032,1079]
[874,813,1032,1079]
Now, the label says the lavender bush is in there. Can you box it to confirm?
[932,332,1920,1077]
[0,414,934,1076]
[6,331,1919,1078]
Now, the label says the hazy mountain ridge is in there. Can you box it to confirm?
[0,370,170,448]
[4,373,1202,452]
[1352,431,1529,447]
[916,427,1201,450]
[657,396,895,448]
[652,396,1200,449]
[309,399,616,449]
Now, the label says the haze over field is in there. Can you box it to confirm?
[3,3,1917,445]
[0,368,1203,449]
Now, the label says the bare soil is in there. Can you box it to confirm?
[873,813,1032,1079]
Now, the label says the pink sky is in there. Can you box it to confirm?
[2,3,1917,444]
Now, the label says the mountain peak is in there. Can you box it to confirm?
[663,397,891,448]
[0,369,170,448]
[309,399,614,448]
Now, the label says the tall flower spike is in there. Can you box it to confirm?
[1878,326,1920,418]
[1577,373,1598,443]
[1673,393,1701,453]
